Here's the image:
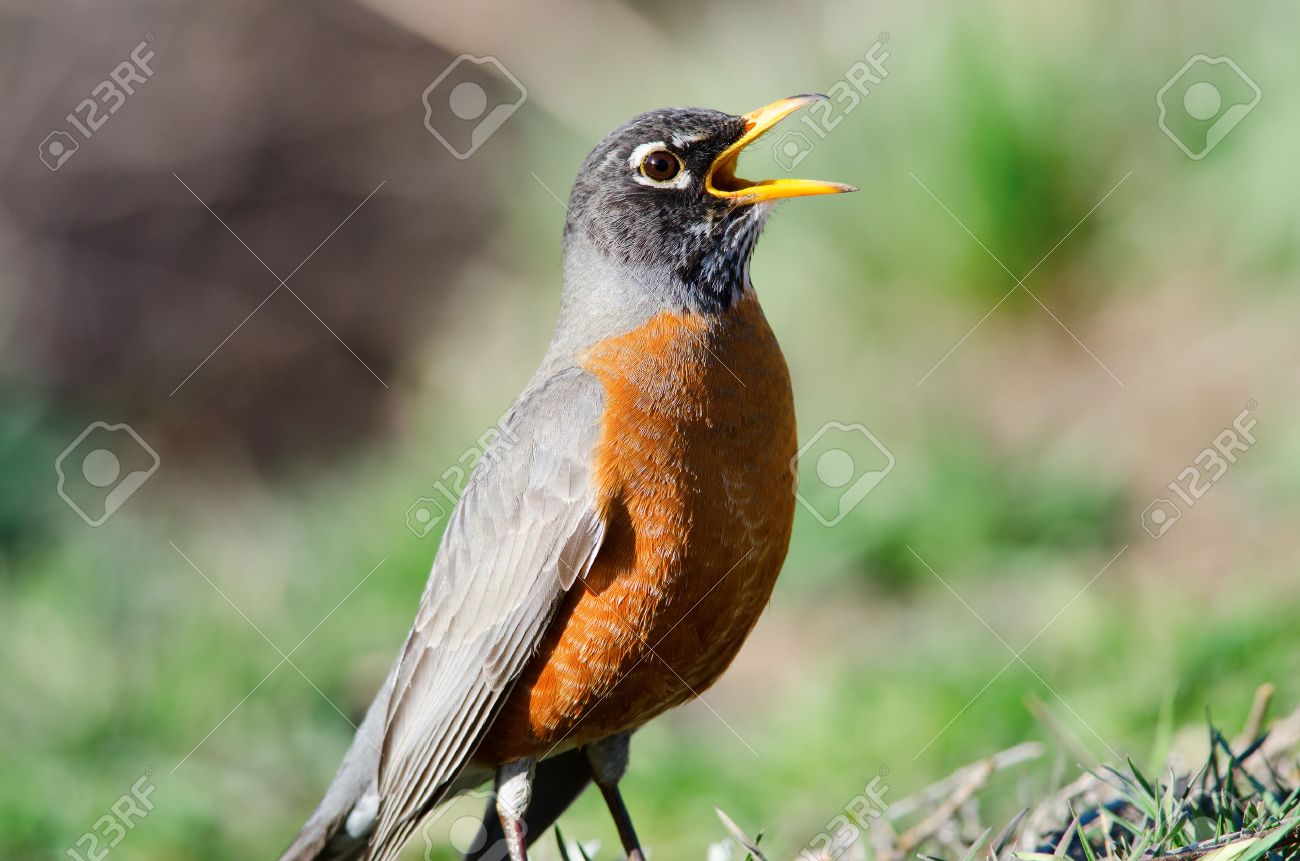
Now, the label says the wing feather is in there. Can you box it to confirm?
[364,366,608,861]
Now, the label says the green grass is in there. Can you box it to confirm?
[610,704,1300,861]
[1006,717,1300,861]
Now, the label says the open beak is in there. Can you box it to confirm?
[705,94,858,204]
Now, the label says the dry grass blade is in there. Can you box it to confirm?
[1233,685,1276,752]
[1146,819,1300,861]
[993,810,1031,861]
[896,760,997,856]
[890,743,1046,822]
[715,807,769,861]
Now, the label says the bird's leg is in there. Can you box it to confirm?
[585,733,646,861]
[468,748,593,860]
[494,758,536,861]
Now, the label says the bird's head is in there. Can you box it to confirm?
[561,95,855,314]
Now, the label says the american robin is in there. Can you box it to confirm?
[279,94,854,861]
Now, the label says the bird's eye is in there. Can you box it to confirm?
[639,149,681,182]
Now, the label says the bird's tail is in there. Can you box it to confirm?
[277,660,398,861]
[280,746,594,861]
[277,659,597,861]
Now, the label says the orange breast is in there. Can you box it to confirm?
[475,293,797,765]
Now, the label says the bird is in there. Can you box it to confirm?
[278,94,855,861]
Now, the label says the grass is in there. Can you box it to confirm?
[691,690,1300,861]
[1008,709,1300,861]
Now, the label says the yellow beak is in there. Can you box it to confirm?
[705,94,858,204]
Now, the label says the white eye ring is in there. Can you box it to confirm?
[628,141,691,189]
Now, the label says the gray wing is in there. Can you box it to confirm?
[365,365,608,861]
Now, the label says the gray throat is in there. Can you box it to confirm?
[546,209,768,361]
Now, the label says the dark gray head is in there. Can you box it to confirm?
[561,95,855,315]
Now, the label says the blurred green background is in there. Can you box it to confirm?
[3,0,1300,859]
